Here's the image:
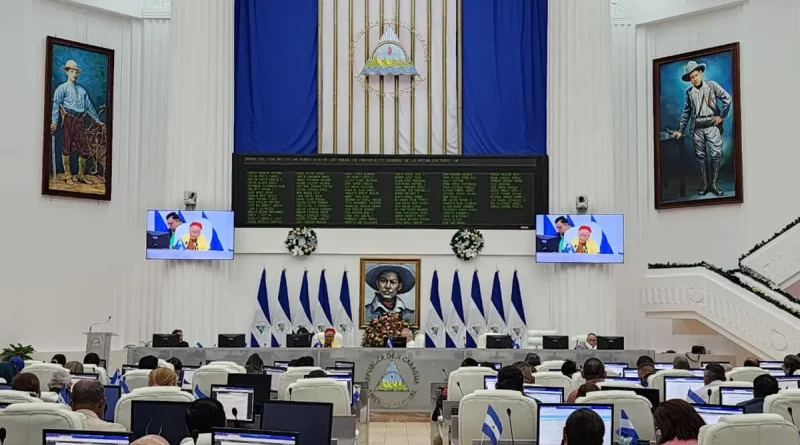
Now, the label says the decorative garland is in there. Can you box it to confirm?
[450,228,485,261]
[285,227,318,256]
[739,215,800,261]
[648,262,800,319]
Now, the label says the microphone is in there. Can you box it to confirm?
[231,407,239,429]
[0,427,7,445]
[506,408,516,445]
[288,387,293,401]
[456,381,464,398]
[88,316,112,333]
[788,406,795,426]
[190,430,199,445]
[442,368,449,381]
[707,389,713,405]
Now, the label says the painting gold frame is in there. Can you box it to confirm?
[359,257,421,328]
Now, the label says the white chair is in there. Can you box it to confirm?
[21,363,66,393]
[458,390,538,444]
[39,392,60,403]
[526,330,557,349]
[205,361,247,373]
[180,434,212,445]
[577,390,655,442]
[698,413,799,445]
[286,378,350,415]
[571,372,586,388]
[535,360,565,372]
[157,359,175,371]
[114,386,195,430]
[646,369,695,401]
[764,389,800,427]
[82,364,109,385]
[726,367,768,383]
[23,361,43,368]
[0,403,88,445]
[0,390,44,404]
[277,367,322,400]
[0,378,5,384]
[477,334,488,349]
[192,364,245,397]
[572,334,588,348]
[707,381,753,405]
[413,333,425,348]
[121,369,152,392]
[447,367,497,402]
[531,372,574,393]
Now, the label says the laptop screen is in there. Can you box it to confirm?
[664,376,704,401]
[538,404,613,445]
[273,361,290,368]
[130,400,192,445]
[334,361,355,370]
[688,369,706,377]
[212,429,297,445]
[261,401,333,445]
[693,405,744,424]
[211,385,256,422]
[719,387,754,406]
[121,365,138,375]
[264,367,287,392]
[44,431,132,445]
[759,361,783,369]
[622,368,638,378]
[776,376,800,390]
[523,385,563,403]
[103,385,121,422]
[767,369,786,377]
[604,363,627,376]
[484,375,497,390]
[181,366,199,390]
[71,373,99,387]
[654,362,674,371]
[324,368,354,378]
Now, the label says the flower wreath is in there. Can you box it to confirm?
[450,228,485,260]
[285,227,318,256]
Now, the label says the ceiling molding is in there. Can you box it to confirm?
[59,0,170,19]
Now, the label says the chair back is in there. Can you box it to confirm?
[122,369,152,392]
[530,372,573,393]
[763,389,800,427]
[698,413,799,445]
[526,330,557,349]
[726,367,768,383]
[708,381,753,405]
[447,367,497,402]
[205,362,247,373]
[114,386,195,430]
[577,390,655,441]
[82,364,109,385]
[535,361,565,372]
[277,367,322,400]
[192,365,243,397]
[0,390,44,404]
[646,369,695,401]
[21,364,66,393]
[0,403,88,445]
[457,390,538,444]
[286,378,350,415]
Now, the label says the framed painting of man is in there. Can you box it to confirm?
[360,258,421,328]
[42,36,114,200]
[653,43,742,209]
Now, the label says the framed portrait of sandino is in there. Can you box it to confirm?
[42,36,114,201]
[653,43,742,209]
[360,258,421,328]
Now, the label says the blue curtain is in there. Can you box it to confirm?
[234,0,318,154]
[462,0,547,155]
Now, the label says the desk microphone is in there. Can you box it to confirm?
[190,430,199,445]
[707,389,713,405]
[0,427,7,445]
[456,381,464,398]
[788,406,795,426]
[231,407,240,429]
[88,316,112,333]
[442,368,449,381]
[288,387,293,401]
[506,408,516,445]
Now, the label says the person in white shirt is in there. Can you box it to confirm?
[71,379,126,431]
[401,327,417,348]
[574,333,597,350]
[688,363,726,404]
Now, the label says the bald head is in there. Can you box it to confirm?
[672,355,690,370]
[132,436,169,445]
[71,379,105,416]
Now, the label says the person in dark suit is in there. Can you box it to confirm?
[172,329,189,347]
[737,374,779,414]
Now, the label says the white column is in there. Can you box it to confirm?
[546,0,617,336]
[160,0,235,343]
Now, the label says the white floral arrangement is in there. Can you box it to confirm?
[285,227,318,256]
[450,228,484,260]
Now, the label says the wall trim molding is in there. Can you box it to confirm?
[635,0,747,26]
[60,0,171,19]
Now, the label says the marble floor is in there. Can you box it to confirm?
[365,422,432,445]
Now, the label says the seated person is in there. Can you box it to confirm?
[562,408,605,445]
[636,355,654,367]
[401,327,417,348]
[495,366,524,393]
[737,374,779,414]
[71,379,126,431]
[653,399,705,445]
[293,356,315,367]
[148,368,178,387]
[138,355,159,370]
[9,357,24,373]
[245,354,263,374]
[524,352,541,368]
[570,225,599,254]
[322,328,342,348]
[461,358,478,367]
[185,399,226,436]
[574,333,597,350]
[84,352,101,366]
[173,329,190,347]
[689,364,726,403]
[577,383,600,399]
[561,359,578,377]
[11,373,41,397]
[782,354,800,376]
[65,361,84,374]
[307,370,328,378]
[49,368,72,394]
[567,358,605,402]
[512,361,534,384]
[51,354,67,366]
[639,362,656,387]
[673,355,691,370]
[743,356,761,367]
[167,357,183,372]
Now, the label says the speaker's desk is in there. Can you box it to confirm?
[128,347,653,412]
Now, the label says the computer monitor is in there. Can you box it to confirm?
[286,333,312,348]
[604,376,641,384]
[759,361,783,369]
[152,333,180,347]
[604,363,627,376]
[701,361,729,367]
[719,387,754,406]
[130,400,192,445]
[324,368,354,378]
[688,369,706,377]
[0,384,11,391]
[664,376,704,401]
[486,335,513,349]
[654,362,674,370]
[600,386,660,409]
[103,385,121,422]
[181,366,199,390]
[261,401,333,445]
[484,375,498,390]
[776,376,800,390]
[44,430,133,445]
[98,359,107,369]
[264,367,286,392]
[693,405,744,424]
[333,360,355,372]
[596,336,624,350]
[274,361,290,368]
[228,374,273,413]
[542,335,569,350]
[385,336,407,348]
[622,368,639,378]
[538,404,614,445]
[122,365,138,374]
[211,385,256,422]
[71,373,99,387]
[327,374,353,401]
[211,428,298,445]
[523,385,563,403]
[767,369,786,377]
[218,334,246,348]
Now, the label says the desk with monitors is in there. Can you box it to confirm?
[44,430,133,445]
[759,361,783,369]
[693,405,744,424]
[719,387,754,406]
[664,376,704,401]
[600,386,659,408]
[228,374,273,414]
[212,428,298,445]
[622,368,638,378]
[261,401,333,445]
[604,363,627,376]
[776,376,800,390]
[484,375,497,390]
[523,386,563,403]
[653,363,674,371]
[538,404,613,445]
[131,400,193,445]
[211,385,256,422]
[264,366,286,393]
[103,385,121,422]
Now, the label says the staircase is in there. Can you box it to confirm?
[740,218,800,288]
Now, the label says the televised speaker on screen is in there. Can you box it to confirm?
[534,214,624,264]
[146,210,234,260]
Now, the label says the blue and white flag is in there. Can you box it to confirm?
[466,271,486,348]
[616,409,640,444]
[487,271,507,335]
[60,384,71,405]
[251,268,279,347]
[109,369,120,385]
[387,336,394,349]
[424,270,446,348]
[507,270,528,348]
[313,270,334,332]
[687,389,706,404]
[481,405,504,445]
[293,271,314,333]
[196,342,204,348]
[272,269,294,346]
[313,337,323,348]
[445,270,466,348]
[333,271,355,346]
[194,385,208,399]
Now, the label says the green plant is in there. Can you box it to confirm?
[0,343,35,361]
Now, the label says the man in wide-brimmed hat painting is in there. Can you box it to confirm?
[670,60,732,196]
[364,263,416,326]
